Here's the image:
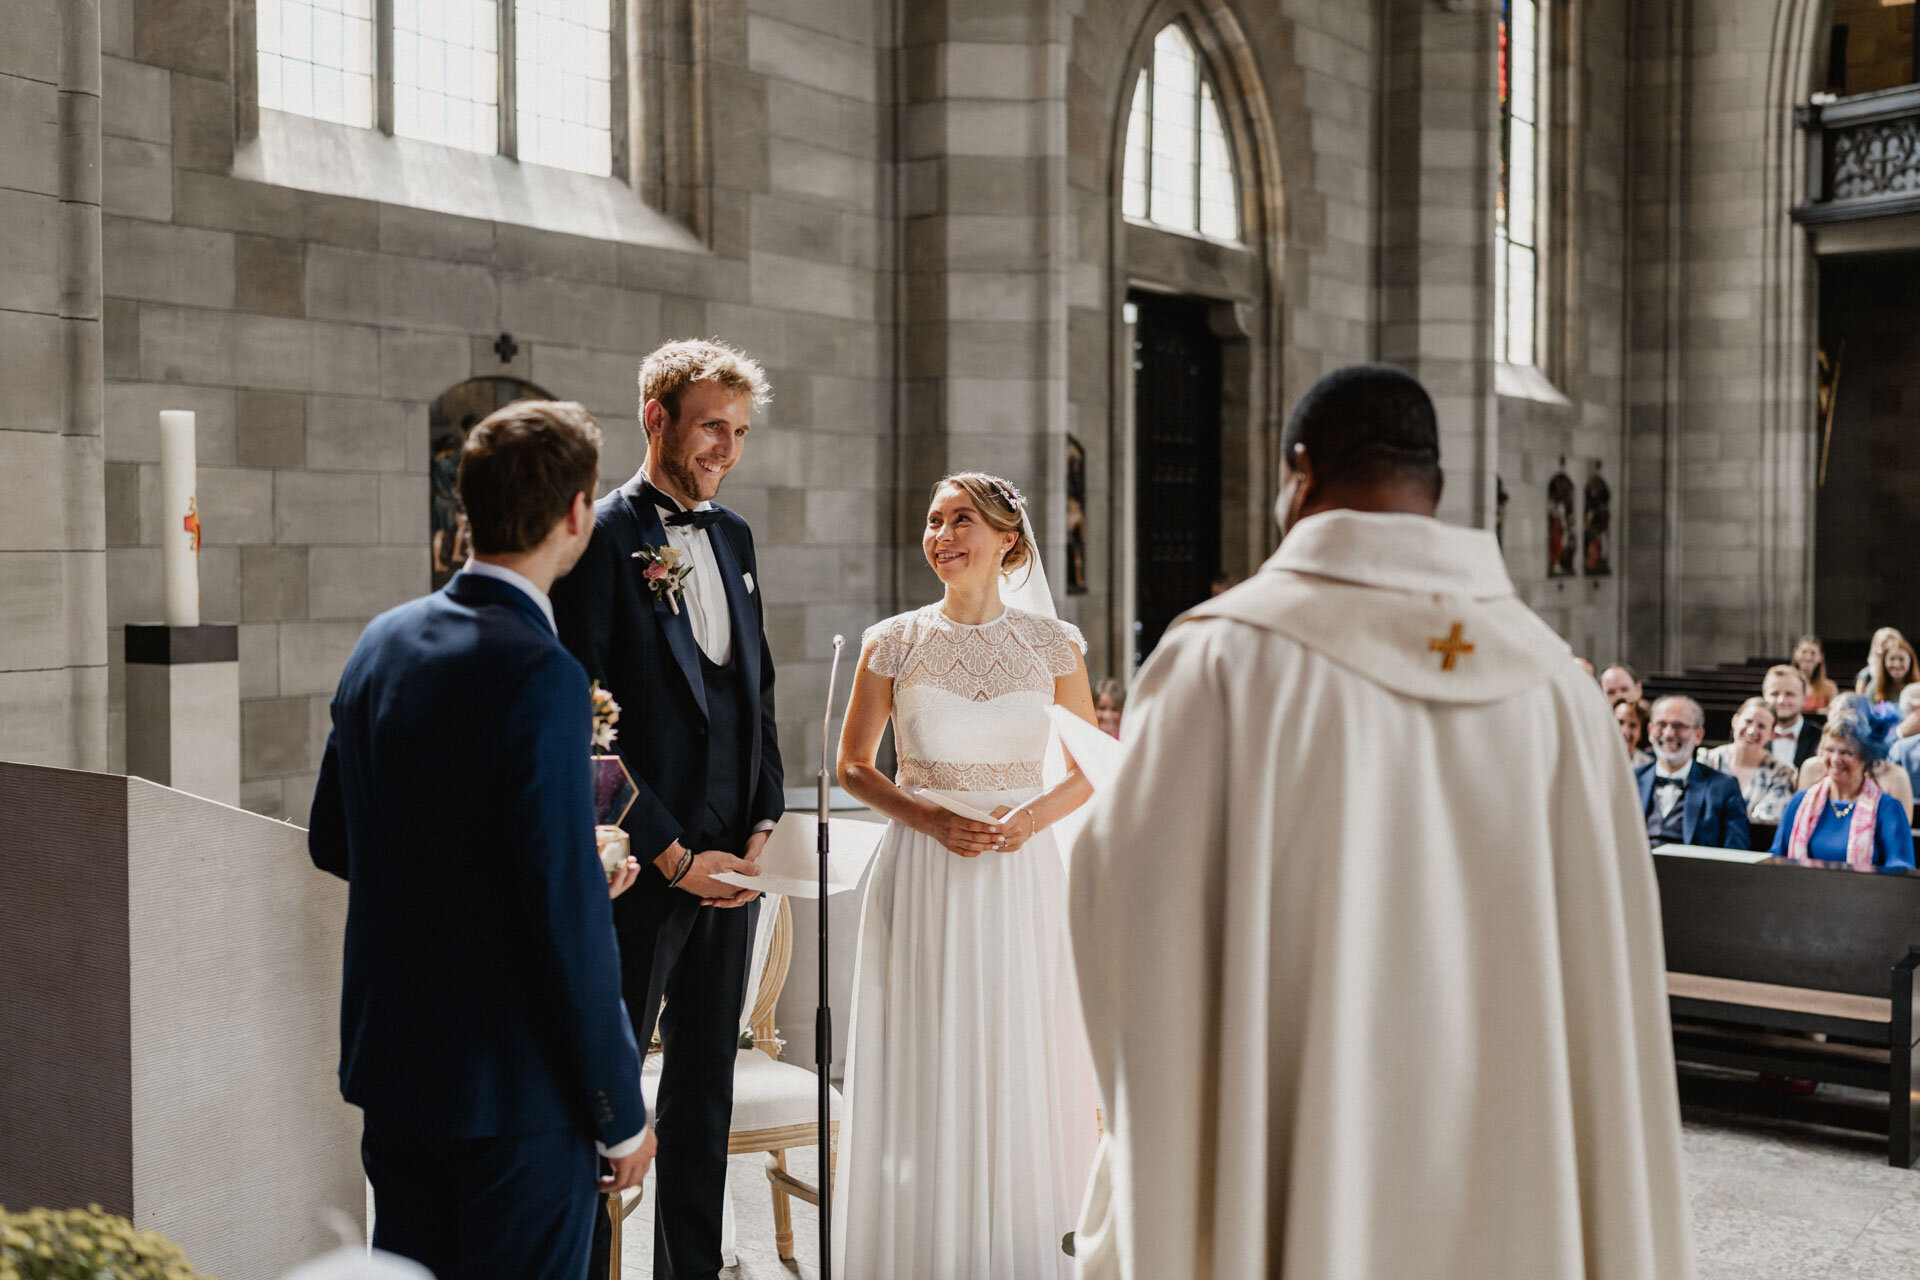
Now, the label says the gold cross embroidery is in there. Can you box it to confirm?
[1428,621,1474,672]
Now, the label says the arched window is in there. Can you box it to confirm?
[257,0,613,176]
[1496,0,1543,367]
[1122,24,1239,242]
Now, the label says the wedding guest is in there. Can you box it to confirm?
[1760,664,1823,769]
[1798,693,1917,816]
[1887,684,1920,799]
[1600,663,1642,705]
[1853,626,1907,691]
[1614,696,1653,769]
[1696,698,1799,823]
[1094,677,1126,737]
[1859,634,1917,711]
[1793,634,1839,712]
[1636,695,1749,849]
[308,401,652,1278]
[1770,698,1915,869]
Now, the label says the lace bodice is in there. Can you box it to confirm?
[863,605,1087,792]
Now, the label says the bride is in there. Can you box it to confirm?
[832,472,1102,1279]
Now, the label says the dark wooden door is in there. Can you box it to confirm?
[1132,292,1222,665]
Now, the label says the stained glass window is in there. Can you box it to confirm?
[1496,0,1542,368]
[257,0,376,128]
[1121,24,1240,241]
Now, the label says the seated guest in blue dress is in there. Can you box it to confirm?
[1771,695,1916,870]
[1635,694,1750,850]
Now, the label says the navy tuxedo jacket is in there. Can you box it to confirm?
[1635,759,1752,850]
[550,477,785,882]
[308,571,646,1146]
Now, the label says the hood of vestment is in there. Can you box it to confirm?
[1176,509,1571,705]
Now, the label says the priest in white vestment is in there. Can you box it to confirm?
[1070,366,1694,1280]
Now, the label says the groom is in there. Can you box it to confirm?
[552,339,785,1280]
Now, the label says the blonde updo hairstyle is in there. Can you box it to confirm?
[931,472,1035,578]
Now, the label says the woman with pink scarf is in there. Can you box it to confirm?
[1769,694,1916,870]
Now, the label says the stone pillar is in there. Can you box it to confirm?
[0,0,108,768]
[1377,0,1501,530]
[123,624,242,807]
[894,0,1073,601]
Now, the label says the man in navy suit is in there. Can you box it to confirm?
[310,401,653,1279]
[1636,694,1751,850]
[551,340,782,1280]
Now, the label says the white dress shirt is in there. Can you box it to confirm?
[463,557,647,1159]
[1651,759,1690,817]
[462,559,555,633]
[1769,718,1802,767]
[649,489,733,666]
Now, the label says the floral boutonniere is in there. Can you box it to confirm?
[632,543,693,614]
[589,679,621,751]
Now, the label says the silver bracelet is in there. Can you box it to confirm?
[666,845,695,888]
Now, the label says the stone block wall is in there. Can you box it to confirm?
[0,0,108,771]
[1623,0,1822,671]
[97,0,895,819]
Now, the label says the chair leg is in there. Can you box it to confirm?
[608,1194,623,1280]
[769,1148,795,1261]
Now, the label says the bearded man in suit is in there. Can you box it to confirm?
[552,339,784,1280]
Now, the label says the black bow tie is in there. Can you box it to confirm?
[1653,776,1688,792]
[663,506,723,532]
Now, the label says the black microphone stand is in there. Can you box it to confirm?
[816,634,846,1279]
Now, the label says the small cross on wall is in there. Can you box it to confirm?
[1428,621,1474,672]
[493,332,519,364]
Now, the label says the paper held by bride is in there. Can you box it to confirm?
[709,812,886,897]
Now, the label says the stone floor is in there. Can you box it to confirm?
[613,1084,1920,1280]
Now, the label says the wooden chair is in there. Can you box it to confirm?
[609,896,841,1275]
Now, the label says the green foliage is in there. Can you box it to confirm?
[0,1206,211,1280]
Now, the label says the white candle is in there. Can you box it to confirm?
[159,410,200,628]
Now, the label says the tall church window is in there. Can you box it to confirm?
[1496,0,1542,368]
[257,0,377,127]
[1122,24,1240,242]
[393,0,499,154]
[516,0,615,177]
[258,0,614,176]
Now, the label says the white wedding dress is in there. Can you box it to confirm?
[833,603,1100,1280]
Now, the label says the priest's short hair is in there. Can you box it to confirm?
[1283,364,1440,491]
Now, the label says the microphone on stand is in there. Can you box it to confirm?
[817,634,846,1280]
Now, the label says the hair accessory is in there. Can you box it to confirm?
[989,478,1023,513]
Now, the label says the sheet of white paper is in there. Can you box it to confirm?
[1048,706,1123,791]
[914,788,1007,825]
[1651,843,1774,864]
[708,810,887,898]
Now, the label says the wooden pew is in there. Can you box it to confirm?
[1652,849,1920,1166]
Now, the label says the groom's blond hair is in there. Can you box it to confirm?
[639,338,771,421]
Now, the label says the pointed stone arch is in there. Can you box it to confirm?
[1066,0,1292,674]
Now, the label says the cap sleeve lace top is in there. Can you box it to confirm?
[862,604,1087,795]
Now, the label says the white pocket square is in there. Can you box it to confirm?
[743,572,755,594]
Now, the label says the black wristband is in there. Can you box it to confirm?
[666,845,695,889]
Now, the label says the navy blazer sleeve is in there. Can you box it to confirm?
[1714,774,1751,850]
[551,518,687,861]
[737,525,785,829]
[505,650,648,1145]
[308,724,349,879]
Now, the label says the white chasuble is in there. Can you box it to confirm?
[1069,510,1694,1280]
